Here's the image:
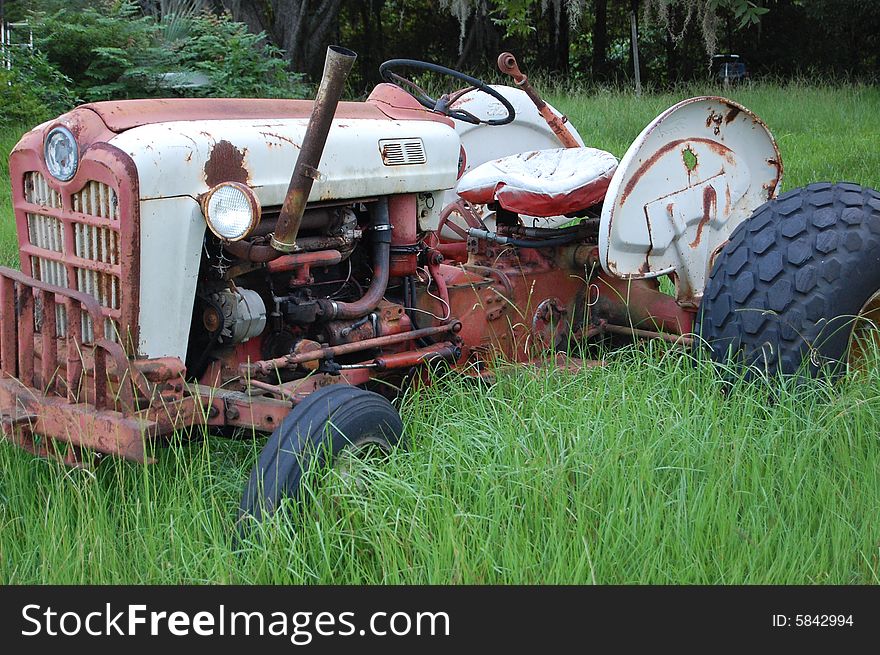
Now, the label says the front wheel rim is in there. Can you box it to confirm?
[332,436,392,492]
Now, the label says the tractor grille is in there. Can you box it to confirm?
[22,172,123,343]
[72,179,120,220]
[24,170,62,207]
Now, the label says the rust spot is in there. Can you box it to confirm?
[764,158,783,200]
[644,205,655,264]
[689,185,717,248]
[706,110,723,136]
[259,131,299,148]
[620,138,734,205]
[724,107,741,124]
[204,140,249,187]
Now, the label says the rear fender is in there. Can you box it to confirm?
[599,96,782,304]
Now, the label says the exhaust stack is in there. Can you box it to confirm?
[271,46,357,253]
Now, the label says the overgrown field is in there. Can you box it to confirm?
[1,83,880,584]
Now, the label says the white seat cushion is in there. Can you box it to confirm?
[456,147,618,217]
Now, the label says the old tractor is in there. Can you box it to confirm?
[2,47,879,521]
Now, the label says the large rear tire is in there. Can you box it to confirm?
[698,182,880,377]
[238,384,404,524]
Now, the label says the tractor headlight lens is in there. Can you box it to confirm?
[44,126,78,182]
[202,182,261,241]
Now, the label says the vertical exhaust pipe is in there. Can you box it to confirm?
[271,46,357,253]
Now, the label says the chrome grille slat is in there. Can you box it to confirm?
[30,256,69,335]
[73,223,118,265]
[24,172,62,209]
[22,174,123,344]
[379,138,427,166]
[27,213,64,253]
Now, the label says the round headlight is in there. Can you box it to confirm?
[202,182,261,241]
[44,126,78,182]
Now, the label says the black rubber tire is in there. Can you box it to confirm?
[238,384,404,523]
[698,182,880,377]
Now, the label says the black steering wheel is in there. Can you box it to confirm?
[378,59,515,126]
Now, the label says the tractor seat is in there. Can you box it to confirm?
[456,147,618,217]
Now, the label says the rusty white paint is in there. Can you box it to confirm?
[599,96,781,303]
[138,195,205,360]
[107,117,460,204]
[429,85,586,234]
[456,147,617,210]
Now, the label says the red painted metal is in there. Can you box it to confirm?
[75,84,452,134]
[374,342,459,370]
[0,275,15,375]
[592,271,694,335]
[0,266,196,461]
[0,378,157,462]
[497,52,580,148]
[458,170,613,218]
[266,250,343,274]
[389,194,419,277]
[243,322,461,377]
[10,125,141,355]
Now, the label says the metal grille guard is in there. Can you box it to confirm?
[0,266,192,464]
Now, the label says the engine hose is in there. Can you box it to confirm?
[511,218,599,239]
[467,227,582,248]
[317,198,391,320]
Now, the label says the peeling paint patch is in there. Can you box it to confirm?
[689,185,717,249]
[682,147,698,173]
[706,110,723,135]
[204,140,249,187]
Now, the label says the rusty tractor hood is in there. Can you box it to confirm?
[13,86,461,207]
[101,90,461,204]
[106,113,460,204]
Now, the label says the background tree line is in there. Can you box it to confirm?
[171,0,879,89]
[1,0,877,127]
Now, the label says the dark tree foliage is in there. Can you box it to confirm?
[2,0,877,97]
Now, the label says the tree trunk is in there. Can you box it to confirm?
[630,0,641,94]
[552,0,570,75]
[592,0,607,80]
[665,14,676,84]
[217,0,344,78]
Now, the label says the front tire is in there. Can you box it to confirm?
[698,182,880,377]
[239,384,404,524]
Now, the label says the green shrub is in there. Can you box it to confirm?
[26,1,309,102]
[177,13,310,99]
[0,49,78,128]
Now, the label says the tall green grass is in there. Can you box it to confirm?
[1,84,880,584]
[0,126,26,268]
